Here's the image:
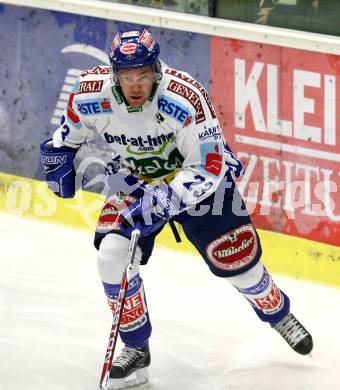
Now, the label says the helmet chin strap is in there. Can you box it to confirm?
[152,59,163,83]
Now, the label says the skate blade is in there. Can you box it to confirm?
[107,367,149,390]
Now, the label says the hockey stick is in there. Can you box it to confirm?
[98,223,142,390]
[163,178,181,243]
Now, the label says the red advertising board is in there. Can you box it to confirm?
[211,37,340,246]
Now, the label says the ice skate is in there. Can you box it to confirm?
[107,346,151,390]
[272,312,313,355]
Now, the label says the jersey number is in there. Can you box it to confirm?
[183,175,213,198]
[60,115,70,141]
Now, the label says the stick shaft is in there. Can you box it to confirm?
[98,228,141,389]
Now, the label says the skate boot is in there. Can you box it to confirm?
[272,312,313,355]
[107,346,151,390]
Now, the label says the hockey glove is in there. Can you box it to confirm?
[120,184,180,239]
[40,139,78,198]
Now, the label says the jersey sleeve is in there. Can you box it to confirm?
[162,68,245,210]
[169,116,226,208]
[52,91,97,149]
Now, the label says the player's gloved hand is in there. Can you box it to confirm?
[40,139,78,198]
[120,184,179,239]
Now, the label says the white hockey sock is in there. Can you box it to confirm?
[226,261,285,317]
[97,233,152,347]
[227,261,266,290]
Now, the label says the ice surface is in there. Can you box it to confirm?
[1,212,339,390]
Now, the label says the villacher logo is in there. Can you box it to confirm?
[206,224,258,271]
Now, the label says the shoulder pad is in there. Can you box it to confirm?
[75,66,111,96]
[163,68,217,123]
[157,92,194,128]
[80,65,111,78]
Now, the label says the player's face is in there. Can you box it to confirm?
[118,66,155,107]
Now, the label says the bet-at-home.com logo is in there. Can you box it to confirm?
[103,132,175,155]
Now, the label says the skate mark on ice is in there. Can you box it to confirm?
[0,338,97,377]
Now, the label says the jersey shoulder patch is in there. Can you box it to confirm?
[76,66,111,94]
[80,65,111,78]
[163,68,217,123]
[157,89,194,128]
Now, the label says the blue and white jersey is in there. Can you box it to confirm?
[53,65,243,207]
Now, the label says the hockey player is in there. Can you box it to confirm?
[40,28,313,389]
